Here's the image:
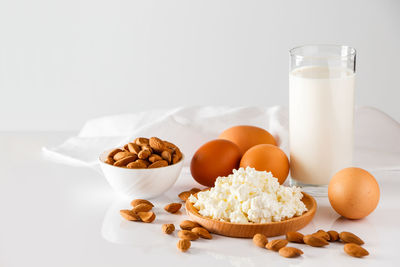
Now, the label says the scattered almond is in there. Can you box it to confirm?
[279,247,304,258]
[177,239,191,252]
[266,239,288,251]
[131,199,154,208]
[148,160,168,168]
[162,224,175,234]
[313,230,330,241]
[164,203,182,213]
[327,230,339,242]
[180,220,201,230]
[138,211,156,223]
[253,233,268,248]
[286,231,304,243]
[120,209,139,221]
[339,232,364,245]
[344,243,369,258]
[178,230,199,241]
[303,235,329,247]
[192,227,212,239]
[178,191,192,202]
[132,203,153,213]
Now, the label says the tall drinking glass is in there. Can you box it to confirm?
[289,45,356,196]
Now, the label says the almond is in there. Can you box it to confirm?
[266,239,288,251]
[148,160,168,168]
[148,154,163,163]
[303,235,329,247]
[120,209,139,221]
[108,148,123,158]
[178,191,192,202]
[105,157,114,165]
[344,243,369,258]
[113,156,138,167]
[327,230,339,242]
[253,233,268,248]
[149,137,165,152]
[177,239,191,252]
[279,247,304,258]
[172,148,183,164]
[136,159,150,167]
[127,143,141,154]
[162,224,175,234]
[313,230,330,241]
[126,160,147,169]
[192,227,212,239]
[164,140,178,149]
[190,188,201,194]
[164,203,182,213]
[339,232,364,245]
[180,220,201,230]
[130,199,154,208]
[135,137,149,146]
[161,150,172,163]
[178,230,199,241]
[286,231,304,243]
[138,211,156,223]
[138,149,151,160]
[132,203,153,213]
[113,151,136,161]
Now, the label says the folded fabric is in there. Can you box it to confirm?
[43,106,400,172]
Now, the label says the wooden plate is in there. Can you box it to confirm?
[186,191,317,238]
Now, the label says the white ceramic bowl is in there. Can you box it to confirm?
[99,149,184,199]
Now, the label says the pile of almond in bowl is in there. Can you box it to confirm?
[120,187,369,259]
[104,137,182,168]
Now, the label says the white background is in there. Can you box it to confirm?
[1,0,399,131]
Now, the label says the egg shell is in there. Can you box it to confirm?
[328,167,380,219]
[219,125,277,155]
[190,139,241,187]
[239,144,289,184]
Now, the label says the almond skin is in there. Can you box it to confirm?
[120,210,139,221]
[286,231,304,243]
[303,235,329,247]
[131,199,154,208]
[126,161,147,169]
[253,233,268,248]
[266,239,288,251]
[164,203,182,213]
[108,148,123,158]
[192,227,212,239]
[177,239,191,252]
[148,154,163,163]
[149,137,165,152]
[162,224,175,234]
[148,160,168,168]
[180,220,201,230]
[327,230,339,242]
[127,143,141,154]
[344,243,369,258]
[132,203,153,213]
[105,157,114,165]
[313,230,330,241]
[135,137,149,146]
[178,191,192,202]
[138,211,156,223]
[161,150,172,163]
[138,149,151,160]
[113,151,136,161]
[178,230,199,241]
[339,232,364,245]
[113,156,137,167]
[279,247,304,258]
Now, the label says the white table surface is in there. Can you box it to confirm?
[1,132,398,267]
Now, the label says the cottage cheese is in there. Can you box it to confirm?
[189,167,307,223]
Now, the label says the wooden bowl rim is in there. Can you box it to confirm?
[186,190,317,227]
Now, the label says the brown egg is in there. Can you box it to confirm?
[328,167,380,219]
[191,139,241,187]
[219,125,277,155]
[239,144,289,184]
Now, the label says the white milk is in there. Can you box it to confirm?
[289,66,355,185]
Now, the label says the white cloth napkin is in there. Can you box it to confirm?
[43,106,400,172]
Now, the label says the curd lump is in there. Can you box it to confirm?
[189,167,307,223]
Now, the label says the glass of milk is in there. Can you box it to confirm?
[289,45,356,196]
